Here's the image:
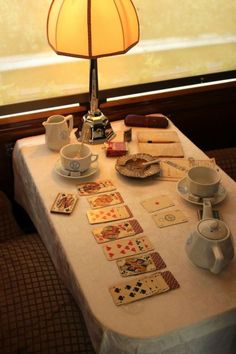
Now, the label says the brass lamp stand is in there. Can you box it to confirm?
[82,59,115,144]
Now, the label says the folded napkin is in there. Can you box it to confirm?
[138,142,184,157]
[137,130,184,157]
[137,130,180,143]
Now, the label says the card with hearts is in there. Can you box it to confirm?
[92,219,143,243]
[117,252,166,277]
[141,195,175,213]
[103,235,154,261]
[87,192,124,209]
[50,193,78,214]
[153,209,188,228]
[77,180,116,196]
[87,205,133,224]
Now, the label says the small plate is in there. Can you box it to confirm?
[177,177,227,205]
[54,159,98,179]
[115,153,160,178]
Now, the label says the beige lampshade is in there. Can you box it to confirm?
[47,0,140,59]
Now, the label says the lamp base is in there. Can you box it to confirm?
[80,110,115,144]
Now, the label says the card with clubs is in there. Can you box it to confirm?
[109,271,170,306]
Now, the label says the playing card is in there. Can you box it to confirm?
[87,205,132,224]
[87,192,124,209]
[144,272,170,295]
[50,193,78,214]
[92,219,143,243]
[109,271,170,306]
[77,180,116,196]
[109,276,155,306]
[153,209,188,228]
[103,235,154,261]
[141,195,175,213]
[117,252,166,277]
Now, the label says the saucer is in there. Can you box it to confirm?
[54,159,98,179]
[177,177,227,205]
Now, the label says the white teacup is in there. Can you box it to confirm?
[60,143,98,173]
[187,166,220,198]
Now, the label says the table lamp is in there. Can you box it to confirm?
[47,0,140,144]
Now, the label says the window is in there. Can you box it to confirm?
[1,0,236,115]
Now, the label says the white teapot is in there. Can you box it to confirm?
[186,200,234,274]
[43,114,73,151]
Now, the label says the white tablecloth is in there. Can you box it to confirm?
[13,120,236,354]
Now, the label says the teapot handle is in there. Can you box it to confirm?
[65,114,73,133]
[210,244,224,274]
[202,199,213,219]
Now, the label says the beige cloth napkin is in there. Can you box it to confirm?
[137,130,180,143]
[137,130,184,157]
[138,142,184,157]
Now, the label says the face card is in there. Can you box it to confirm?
[87,192,124,209]
[109,271,170,306]
[87,205,132,224]
[117,252,166,277]
[153,209,188,228]
[77,180,116,196]
[50,193,78,214]
[141,195,175,213]
[92,219,143,243]
[103,235,154,261]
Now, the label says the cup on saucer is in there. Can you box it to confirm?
[60,143,98,175]
[186,166,221,199]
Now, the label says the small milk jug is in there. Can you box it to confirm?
[42,114,73,151]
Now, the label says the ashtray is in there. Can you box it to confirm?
[115,153,160,178]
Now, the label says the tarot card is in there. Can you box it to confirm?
[117,252,166,277]
[153,209,188,228]
[50,193,78,214]
[141,195,175,213]
[92,219,143,243]
[87,192,124,209]
[103,235,154,261]
[109,272,170,306]
[87,205,132,224]
[77,180,116,196]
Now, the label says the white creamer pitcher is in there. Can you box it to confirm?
[43,114,73,151]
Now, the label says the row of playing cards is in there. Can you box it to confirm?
[109,270,180,305]
[63,179,181,306]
